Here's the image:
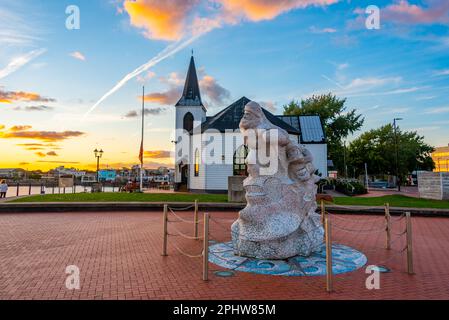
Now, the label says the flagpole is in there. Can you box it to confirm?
[140,86,145,192]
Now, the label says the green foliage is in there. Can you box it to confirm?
[332,179,367,196]
[283,93,364,174]
[348,124,435,178]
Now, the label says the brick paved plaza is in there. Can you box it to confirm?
[1,211,448,300]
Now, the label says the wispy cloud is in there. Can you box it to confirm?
[0,7,42,46]
[0,125,85,142]
[0,88,56,104]
[310,26,337,33]
[144,150,172,159]
[433,69,449,76]
[424,106,449,114]
[383,0,449,25]
[13,105,54,112]
[0,48,46,80]
[380,107,410,114]
[69,51,86,61]
[124,108,166,118]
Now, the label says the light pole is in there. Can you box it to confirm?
[393,118,403,191]
[94,148,104,182]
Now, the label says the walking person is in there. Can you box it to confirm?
[0,180,8,198]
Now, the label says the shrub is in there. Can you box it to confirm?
[334,179,367,196]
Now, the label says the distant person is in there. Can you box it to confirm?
[0,180,8,198]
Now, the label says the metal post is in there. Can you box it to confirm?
[194,200,199,239]
[203,212,210,281]
[325,216,333,292]
[406,212,414,275]
[16,183,19,197]
[320,199,325,225]
[162,204,168,256]
[385,203,391,250]
[28,184,31,195]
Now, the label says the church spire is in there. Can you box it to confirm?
[176,55,204,107]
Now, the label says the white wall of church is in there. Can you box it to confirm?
[203,131,244,191]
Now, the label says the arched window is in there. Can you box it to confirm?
[183,112,194,132]
[233,145,248,176]
[194,149,200,177]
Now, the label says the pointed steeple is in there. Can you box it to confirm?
[176,55,204,107]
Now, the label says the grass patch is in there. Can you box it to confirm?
[9,192,229,203]
[332,195,449,209]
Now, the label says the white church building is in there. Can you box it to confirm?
[174,56,328,193]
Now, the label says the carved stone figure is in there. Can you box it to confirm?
[231,101,324,259]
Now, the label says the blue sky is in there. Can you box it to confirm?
[0,0,448,170]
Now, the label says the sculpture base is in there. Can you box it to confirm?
[231,213,324,259]
[209,242,367,276]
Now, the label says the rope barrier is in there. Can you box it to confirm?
[169,224,203,241]
[171,242,203,259]
[167,204,195,211]
[168,207,202,224]
[162,200,415,285]
[327,212,385,223]
[331,223,387,234]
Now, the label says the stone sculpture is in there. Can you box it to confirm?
[231,101,324,259]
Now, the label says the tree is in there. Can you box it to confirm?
[283,93,364,174]
[348,124,435,179]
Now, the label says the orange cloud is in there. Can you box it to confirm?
[10,125,32,132]
[144,150,172,159]
[144,87,181,104]
[0,89,56,104]
[46,151,58,156]
[219,0,339,22]
[35,152,46,158]
[199,75,230,105]
[123,0,200,41]
[0,125,85,142]
[121,0,339,41]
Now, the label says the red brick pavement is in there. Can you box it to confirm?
[0,211,448,300]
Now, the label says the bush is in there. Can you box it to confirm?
[334,179,367,196]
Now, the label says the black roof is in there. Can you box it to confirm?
[197,97,300,134]
[176,56,204,107]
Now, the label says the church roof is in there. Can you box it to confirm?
[197,97,300,135]
[176,56,204,107]
[277,115,326,143]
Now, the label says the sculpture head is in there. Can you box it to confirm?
[240,101,265,131]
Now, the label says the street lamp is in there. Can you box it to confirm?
[393,118,403,191]
[94,148,104,182]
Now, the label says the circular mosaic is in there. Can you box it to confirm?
[208,242,367,276]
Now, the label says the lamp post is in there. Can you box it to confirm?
[393,118,403,191]
[94,148,104,182]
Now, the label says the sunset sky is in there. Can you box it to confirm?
[1,0,449,171]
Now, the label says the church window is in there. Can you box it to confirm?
[233,145,248,176]
[194,149,200,177]
[183,112,194,132]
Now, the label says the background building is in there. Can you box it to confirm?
[432,145,449,173]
